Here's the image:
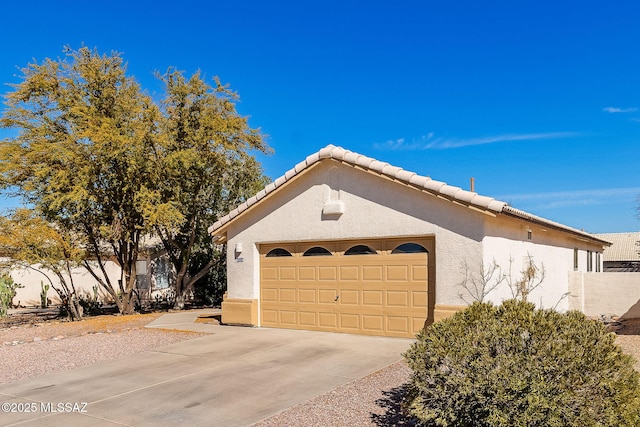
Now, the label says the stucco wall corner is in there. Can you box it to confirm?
[221,298,258,326]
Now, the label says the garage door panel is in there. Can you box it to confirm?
[362,265,383,281]
[298,289,316,303]
[387,290,409,307]
[340,313,360,329]
[262,310,278,324]
[412,291,428,307]
[299,311,316,326]
[298,266,316,280]
[318,312,337,327]
[279,288,296,302]
[339,266,359,280]
[262,267,278,281]
[412,265,428,281]
[318,289,338,303]
[261,238,429,338]
[340,290,359,305]
[262,288,278,302]
[363,315,384,332]
[280,310,297,325]
[387,316,409,332]
[387,265,409,281]
[279,267,296,280]
[318,266,337,280]
[363,290,383,306]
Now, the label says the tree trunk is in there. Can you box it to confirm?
[174,293,186,310]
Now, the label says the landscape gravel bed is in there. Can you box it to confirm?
[0,312,205,385]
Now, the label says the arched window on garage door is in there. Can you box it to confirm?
[391,243,429,254]
[303,246,332,256]
[344,244,377,255]
[266,248,293,257]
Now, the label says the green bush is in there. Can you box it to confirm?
[403,299,640,426]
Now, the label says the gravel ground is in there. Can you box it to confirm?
[1,312,639,426]
[252,360,415,427]
[0,312,205,385]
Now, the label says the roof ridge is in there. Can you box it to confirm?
[209,145,608,246]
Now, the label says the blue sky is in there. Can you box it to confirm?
[1,0,639,233]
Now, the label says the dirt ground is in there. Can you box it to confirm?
[0,309,177,344]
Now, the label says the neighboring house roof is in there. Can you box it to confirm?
[209,145,610,246]
[594,232,640,262]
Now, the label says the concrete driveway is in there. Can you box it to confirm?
[0,311,413,426]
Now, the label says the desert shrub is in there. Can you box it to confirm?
[403,299,640,426]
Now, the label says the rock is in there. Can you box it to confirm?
[33,337,42,342]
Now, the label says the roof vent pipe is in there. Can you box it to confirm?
[470,177,475,192]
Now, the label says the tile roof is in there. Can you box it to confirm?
[209,145,610,246]
[594,232,640,261]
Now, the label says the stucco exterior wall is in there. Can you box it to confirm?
[8,261,122,307]
[225,160,486,310]
[482,216,606,311]
[568,272,640,318]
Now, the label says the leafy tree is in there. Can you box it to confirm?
[0,209,85,319]
[0,47,158,314]
[147,69,269,309]
[1,48,270,313]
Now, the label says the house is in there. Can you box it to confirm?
[594,232,640,272]
[208,145,610,338]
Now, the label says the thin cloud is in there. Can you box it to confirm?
[375,132,579,151]
[495,187,640,210]
[603,106,638,113]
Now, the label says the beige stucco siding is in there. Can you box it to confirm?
[482,216,606,311]
[9,261,122,306]
[568,272,640,318]
[225,160,486,309]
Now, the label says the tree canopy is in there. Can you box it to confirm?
[0,208,85,319]
[149,69,269,308]
[0,46,269,314]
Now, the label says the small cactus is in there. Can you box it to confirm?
[40,281,50,308]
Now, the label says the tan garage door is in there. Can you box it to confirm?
[260,238,429,338]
